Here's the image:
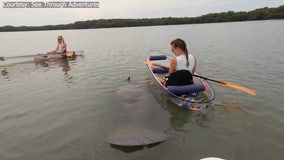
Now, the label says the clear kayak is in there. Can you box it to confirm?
[33,51,84,63]
[145,51,215,111]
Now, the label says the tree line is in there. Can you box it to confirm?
[1,5,283,32]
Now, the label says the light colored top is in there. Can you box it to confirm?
[56,43,67,53]
[176,54,195,73]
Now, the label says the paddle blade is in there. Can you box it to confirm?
[221,81,256,96]
[144,61,168,68]
[144,61,154,66]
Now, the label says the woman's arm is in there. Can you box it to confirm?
[169,58,177,74]
[192,55,197,74]
[48,44,59,54]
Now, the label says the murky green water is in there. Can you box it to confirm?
[0,20,283,160]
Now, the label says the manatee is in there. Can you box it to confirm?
[106,85,168,146]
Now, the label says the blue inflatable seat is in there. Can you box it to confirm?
[149,55,167,60]
[167,83,206,95]
[152,66,169,73]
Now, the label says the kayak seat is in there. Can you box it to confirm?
[152,66,169,73]
[66,51,75,58]
[167,83,206,95]
[149,55,167,60]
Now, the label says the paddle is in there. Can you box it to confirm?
[0,53,49,61]
[193,74,256,96]
[145,61,256,96]
[144,61,168,68]
[0,50,84,61]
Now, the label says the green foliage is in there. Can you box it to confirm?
[1,5,283,32]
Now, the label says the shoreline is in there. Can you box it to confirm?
[1,5,283,32]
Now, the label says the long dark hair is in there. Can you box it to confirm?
[171,38,189,67]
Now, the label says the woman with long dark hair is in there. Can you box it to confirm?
[158,38,196,86]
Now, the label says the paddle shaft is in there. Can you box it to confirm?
[145,60,256,96]
[193,74,224,84]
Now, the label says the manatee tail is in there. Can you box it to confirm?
[106,126,168,146]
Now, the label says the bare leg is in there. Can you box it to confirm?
[34,54,63,64]
[155,74,166,85]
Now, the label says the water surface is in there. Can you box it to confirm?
[0,20,283,160]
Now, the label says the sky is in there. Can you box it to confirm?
[0,0,283,26]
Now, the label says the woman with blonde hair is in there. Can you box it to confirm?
[48,35,67,54]
[34,35,68,64]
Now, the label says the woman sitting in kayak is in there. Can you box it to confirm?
[48,35,67,54]
[157,38,196,86]
[34,36,68,64]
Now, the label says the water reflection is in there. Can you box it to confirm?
[0,67,11,82]
[146,80,207,132]
[0,57,79,86]
[215,102,250,115]
[1,68,9,77]
[59,59,73,85]
[35,58,75,85]
[166,103,207,131]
